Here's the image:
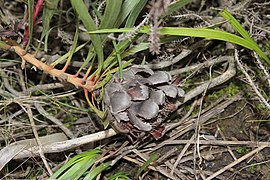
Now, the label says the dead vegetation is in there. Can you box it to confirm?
[0,0,270,179]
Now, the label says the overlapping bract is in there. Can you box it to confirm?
[104,65,184,140]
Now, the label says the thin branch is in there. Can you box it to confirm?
[13,128,117,159]
[205,145,267,180]
[235,49,270,110]
[25,104,53,175]
[9,45,96,91]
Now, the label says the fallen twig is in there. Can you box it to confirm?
[13,128,117,159]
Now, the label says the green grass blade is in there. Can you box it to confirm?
[83,162,111,180]
[159,27,270,63]
[58,158,89,180]
[112,40,123,80]
[165,0,192,17]
[220,9,254,42]
[64,14,80,68]
[71,156,99,179]
[107,172,130,180]
[124,0,147,28]
[76,48,95,76]
[89,27,269,65]
[219,9,270,65]
[0,7,9,25]
[115,0,141,27]
[70,0,104,75]
[99,0,123,29]
[50,41,88,66]
[25,0,34,50]
[159,27,254,48]
[50,149,101,178]
[59,155,99,180]
[37,0,60,52]
[135,153,159,179]
[0,40,11,50]
[41,0,60,41]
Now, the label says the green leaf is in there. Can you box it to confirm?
[135,153,159,179]
[83,162,111,180]
[0,40,11,50]
[50,41,88,66]
[107,172,130,180]
[165,0,192,17]
[220,9,254,43]
[64,14,80,69]
[89,26,269,65]
[50,149,102,179]
[112,40,123,80]
[219,8,270,65]
[124,0,148,28]
[59,156,99,180]
[41,0,60,40]
[99,0,123,29]
[70,0,104,75]
[114,0,142,27]
[25,0,34,50]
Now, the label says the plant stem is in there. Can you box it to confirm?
[10,44,96,91]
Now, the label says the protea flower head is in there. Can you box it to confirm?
[103,65,184,140]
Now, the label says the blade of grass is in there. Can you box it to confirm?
[103,41,149,70]
[50,149,101,178]
[59,156,99,180]
[159,27,270,65]
[135,153,159,179]
[25,0,34,50]
[164,0,192,17]
[112,40,123,80]
[0,7,10,25]
[70,0,104,76]
[107,172,130,180]
[58,158,89,180]
[83,161,111,180]
[72,156,99,180]
[124,0,148,28]
[219,9,270,65]
[62,14,80,71]
[75,52,95,77]
[50,41,88,67]
[115,0,142,27]
[85,89,105,119]
[0,40,11,50]
[39,0,60,47]
[220,9,254,42]
[99,0,123,29]
[89,27,269,65]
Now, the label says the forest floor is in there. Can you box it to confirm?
[1,0,270,179]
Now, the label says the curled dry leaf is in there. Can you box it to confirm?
[104,65,185,140]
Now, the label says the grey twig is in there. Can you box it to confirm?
[34,103,75,139]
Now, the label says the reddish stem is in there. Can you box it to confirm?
[23,0,44,45]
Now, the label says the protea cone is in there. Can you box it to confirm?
[104,65,185,140]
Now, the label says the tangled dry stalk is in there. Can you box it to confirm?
[1,0,270,179]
